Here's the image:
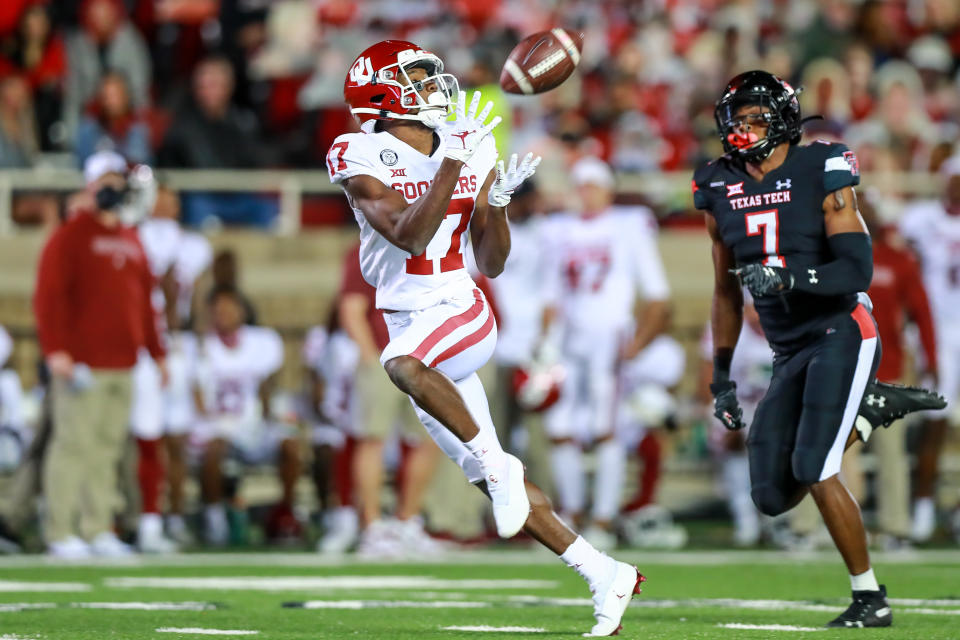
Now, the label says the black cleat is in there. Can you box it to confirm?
[855,381,946,442]
[826,585,892,628]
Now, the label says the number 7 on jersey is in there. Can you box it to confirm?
[745,209,785,268]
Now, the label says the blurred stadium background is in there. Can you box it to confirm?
[0,0,958,558]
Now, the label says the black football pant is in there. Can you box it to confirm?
[748,304,881,516]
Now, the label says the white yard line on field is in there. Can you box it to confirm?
[2,549,960,568]
[285,600,489,609]
[105,576,555,591]
[442,626,546,633]
[718,623,823,632]
[0,580,90,592]
[0,635,40,640]
[0,603,56,612]
[504,595,960,617]
[72,602,217,611]
[156,629,259,636]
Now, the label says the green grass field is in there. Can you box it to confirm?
[0,550,958,639]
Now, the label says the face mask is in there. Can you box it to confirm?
[95,185,127,210]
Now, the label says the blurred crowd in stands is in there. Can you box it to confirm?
[0,0,957,196]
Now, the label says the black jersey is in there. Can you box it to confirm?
[693,141,862,353]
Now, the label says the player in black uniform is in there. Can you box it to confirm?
[694,70,946,628]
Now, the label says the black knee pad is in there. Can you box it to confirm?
[791,448,826,487]
[751,484,790,517]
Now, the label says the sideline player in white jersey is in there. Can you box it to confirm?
[539,157,671,549]
[124,173,184,554]
[698,296,774,546]
[898,155,960,541]
[191,286,301,546]
[329,40,644,636]
[302,313,361,553]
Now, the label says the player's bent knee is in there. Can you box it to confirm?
[751,484,790,516]
[383,355,426,393]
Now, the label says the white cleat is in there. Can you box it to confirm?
[90,532,135,557]
[47,536,92,560]
[583,561,645,637]
[487,454,530,538]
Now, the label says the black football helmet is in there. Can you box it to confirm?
[714,70,805,163]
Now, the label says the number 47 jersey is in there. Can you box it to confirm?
[327,129,497,311]
[692,141,862,352]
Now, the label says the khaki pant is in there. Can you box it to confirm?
[355,362,422,441]
[43,370,132,543]
[843,433,910,538]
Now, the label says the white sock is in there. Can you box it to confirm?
[560,535,615,587]
[551,442,585,515]
[592,439,625,522]
[850,568,879,592]
[457,373,510,474]
[464,429,508,474]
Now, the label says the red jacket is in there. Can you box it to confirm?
[338,242,389,352]
[34,211,164,369]
[868,233,937,382]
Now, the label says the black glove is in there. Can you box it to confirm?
[709,380,745,431]
[731,263,795,298]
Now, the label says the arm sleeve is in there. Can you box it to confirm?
[822,144,861,192]
[32,228,71,356]
[326,134,387,186]
[789,232,873,296]
[900,251,938,372]
[691,165,714,212]
[630,210,671,301]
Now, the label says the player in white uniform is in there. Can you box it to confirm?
[539,157,671,549]
[192,286,301,546]
[0,325,27,475]
[302,317,361,552]
[330,41,644,636]
[898,155,960,541]
[129,180,181,554]
[699,298,775,546]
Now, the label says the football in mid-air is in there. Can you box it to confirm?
[499,28,584,95]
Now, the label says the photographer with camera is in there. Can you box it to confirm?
[33,150,166,558]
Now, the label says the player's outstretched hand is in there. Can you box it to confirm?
[732,263,795,298]
[709,380,745,431]
[488,152,541,207]
[443,90,502,164]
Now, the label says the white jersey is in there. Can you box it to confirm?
[700,321,774,407]
[194,326,284,430]
[138,217,182,279]
[543,205,670,334]
[173,231,213,328]
[327,128,498,311]
[302,326,359,430]
[899,200,960,323]
[489,215,548,366]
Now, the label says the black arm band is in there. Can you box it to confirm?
[713,348,734,385]
[790,232,873,296]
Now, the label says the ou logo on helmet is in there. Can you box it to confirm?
[350,57,374,85]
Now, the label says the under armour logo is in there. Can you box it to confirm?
[451,130,474,148]
[808,268,819,284]
[866,394,886,408]
[487,473,499,484]
[776,179,792,190]
[616,593,626,599]
[726,182,744,197]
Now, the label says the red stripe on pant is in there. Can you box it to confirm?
[410,289,484,361]
[427,307,495,368]
[850,304,877,339]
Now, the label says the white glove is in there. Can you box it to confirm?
[488,152,541,208]
[442,90,502,164]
